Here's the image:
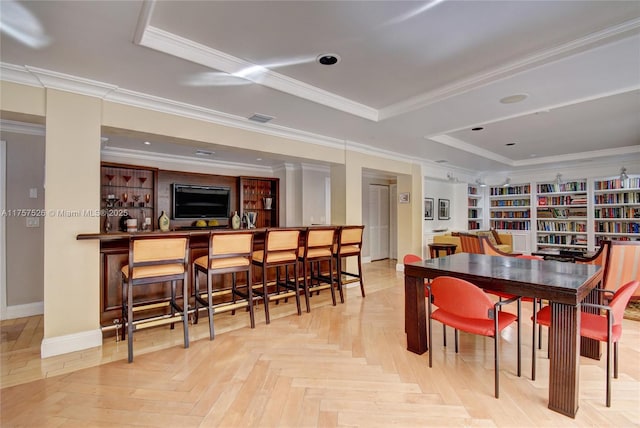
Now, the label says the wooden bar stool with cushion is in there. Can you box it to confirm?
[333,225,365,299]
[298,226,338,310]
[193,230,255,340]
[121,234,190,363]
[252,228,302,324]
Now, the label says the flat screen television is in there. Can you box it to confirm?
[172,184,230,219]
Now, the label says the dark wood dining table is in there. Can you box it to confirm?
[404,253,603,418]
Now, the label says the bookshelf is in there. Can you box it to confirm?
[467,184,483,230]
[489,183,531,231]
[535,179,588,251]
[593,175,640,246]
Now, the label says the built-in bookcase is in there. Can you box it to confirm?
[489,183,531,231]
[593,175,640,246]
[467,184,483,230]
[535,179,588,251]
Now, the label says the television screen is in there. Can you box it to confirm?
[172,184,230,219]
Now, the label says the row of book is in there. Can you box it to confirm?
[537,235,587,246]
[490,185,530,196]
[594,222,640,234]
[537,221,587,232]
[490,199,530,207]
[594,177,640,190]
[594,207,640,218]
[593,192,640,204]
[491,211,530,219]
[537,182,587,193]
[491,220,531,230]
[538,195,587,206]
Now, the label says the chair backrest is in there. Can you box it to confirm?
[130,235,189,266]
[302,226,336,257]
[339,225,364,246]
[602,241,640,298]
[459,233,482,254]
[576,240,610,267]
[210,230,253,260]
[478,235,514,257]
[608,280,640,326]
[266,229,300,252]
[403,254,422,264]
[430,276,493,320]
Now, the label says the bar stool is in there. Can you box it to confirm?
[333,225,365,299]
[252,228,302,324]
[298,226,338,310]
[193,230,255,340]
[121,234,190,363]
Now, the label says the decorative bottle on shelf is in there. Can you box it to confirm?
[158,210,170,232]
[231,211,241,229]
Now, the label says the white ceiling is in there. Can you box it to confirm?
[1,0,639,175]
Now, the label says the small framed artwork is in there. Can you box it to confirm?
[399,192,410,204]
[438,198,450,220]
[424,198,434,220]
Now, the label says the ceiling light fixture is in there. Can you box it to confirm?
[503,177,511,187]
[316,53,340,65]
[499,93,529,104]
[143,141,151,145]
[475,179,487,188]
[195,149,214,156]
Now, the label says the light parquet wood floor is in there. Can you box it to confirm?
[1,260,639,427]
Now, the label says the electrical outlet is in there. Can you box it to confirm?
[26,217,40,228]
[29,188,38,198]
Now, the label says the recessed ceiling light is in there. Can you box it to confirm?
[256,158,262,161]
[505,142,517,146]
[316,53,340,65]
[143,141,151,145]
[471,127,484,131]
[500,93,528,104]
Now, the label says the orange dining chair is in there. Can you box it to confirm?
[478,235,542,379]
[427,276,521,398]
[600,241,640,298]
[533,280,639,407]
[458,232,483,254]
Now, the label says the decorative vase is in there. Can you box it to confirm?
[158,211,170,232]
[263,197,273,210]
[231,211,241,230]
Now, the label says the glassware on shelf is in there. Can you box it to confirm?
[122,192,128,207]
[138,177,147,186]
[105,174,115,185]
[122,175,132,184]
[145,193,151,204]
[132,194,141,207]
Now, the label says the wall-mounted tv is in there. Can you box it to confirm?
[172,184,230,219]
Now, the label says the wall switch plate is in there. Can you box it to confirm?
[29,188,38,198]
[26,217,40,228]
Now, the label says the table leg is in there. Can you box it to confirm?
[548,302,580,418]
[405,275,428,354]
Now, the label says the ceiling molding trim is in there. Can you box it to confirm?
[137,25,379,121]
[428,135,515,166]
[101,146,274,174]
[379,17,640,120]
[344,139,420,165]
[133,0,156,45]
[512,145,640,167]
[23,66,119,99]
[0,119,45,136]
[300,162,331,174]
[0,63,42,87]
[106,86,348,149]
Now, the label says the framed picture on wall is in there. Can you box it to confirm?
[424,198,433,220]
[438,198,450,220]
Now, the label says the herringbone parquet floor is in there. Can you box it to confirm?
[1,260,639,427]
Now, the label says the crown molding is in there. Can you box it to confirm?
[512,145,640,167]
[0,63,41,86]
[379,17,640,120]
[428,135,514,166]
[300,162,331,174]
[136,25,378,121]
[344,139,420,166]
[101,146,275,174]
[24,66,118,98]
[0,119,45,136]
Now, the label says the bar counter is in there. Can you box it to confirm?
[77,227,322,331]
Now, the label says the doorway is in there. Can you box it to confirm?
[368,184,390,261]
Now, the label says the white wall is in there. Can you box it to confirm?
[301,164,330,225]
[423,179,466,232]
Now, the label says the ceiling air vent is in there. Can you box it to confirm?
[195,149,214,156]
[248,113,275,123]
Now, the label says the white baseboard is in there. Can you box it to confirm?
[1,301,44,320]
[41,329,102,358]
[362,256,372,264]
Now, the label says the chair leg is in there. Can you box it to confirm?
[428,299,433,368]
[206,272,214,341]
[127,282,134,363]
[606,336,612,407]
[614,341,619,379]
[357,254,365,297]
[517,299,521,378]
[336,256,345,303]
[182,278,189,349]
[328,258,337,305]
[454,329,459,353]
[494,316,500,399]
[443,326,447,347]
[262,266,270,324]
[293,262,302,316]
[302,260,311,312]
[121,279,127,342]
[193,269,200,325]
[247,270,255,328]
[532,299,537,381]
